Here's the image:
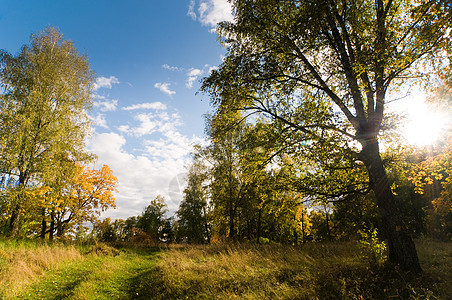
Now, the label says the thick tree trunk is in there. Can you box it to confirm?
[8,203,22,237]
[49,211,55,241]
[360,138,422,273]
[8,174,27,237]
[56,221,65,237]
[40,208,47,239]
[256,207,262,243]
[324,206,332,241]
[228,207,235,239]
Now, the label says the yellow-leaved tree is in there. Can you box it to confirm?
[410,142,452,239]
[39,164,118,239]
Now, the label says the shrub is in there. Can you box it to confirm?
[358,228,387,267]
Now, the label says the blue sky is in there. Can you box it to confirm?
[0,0,234,218]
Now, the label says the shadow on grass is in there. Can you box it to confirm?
[20,246,162,300]
[124,259,442,299]
[314,264,441,300]
[21,267,94,300]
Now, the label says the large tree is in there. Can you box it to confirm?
[0,28,94,236]
[202,0,451,272]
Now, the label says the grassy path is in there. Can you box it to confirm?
[15,248,161,300]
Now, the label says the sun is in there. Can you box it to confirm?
[401,92,449,147]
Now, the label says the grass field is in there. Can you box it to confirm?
[0,238,450,299]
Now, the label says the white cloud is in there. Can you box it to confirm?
[93,76,120,91]
[186,68,203,88]
[90,113,108,128]
[188,0,197,20]
[122,102,167,111]
[188,0,234,28]
[162,64,181,72]
[133,113,160,136]
[87,128,204,218]
[87,132,180,217]
[118,125,130,133]
[93,99,118,112]
[121,111,182,137]
[154,82,176,96]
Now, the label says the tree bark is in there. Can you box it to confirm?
[256,207,262,243]
[40,208,47,239]
[8,203,22,237]
[360,138,422,273]
[324,204,332,241]
[49,211,55,241]
[8,173,27,237]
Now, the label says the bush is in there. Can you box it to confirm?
[258,237,270,244]
[358,228,387,267]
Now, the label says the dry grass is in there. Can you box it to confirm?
[137,241,451,299]
[140,242,364,299]
[0,238,82,297]
[0,239,449,299]
[415,239,452,299]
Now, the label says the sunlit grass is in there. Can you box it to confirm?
[18,247,160,299]
[0,238,450,299]
[0,238,82,298]
[139,241,451,299]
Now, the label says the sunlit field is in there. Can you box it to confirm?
[1,239,451,299]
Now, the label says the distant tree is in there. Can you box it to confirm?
[0,27,94,236]
[124,216,139,241]
[137,195,168,243]
[161,217,175,243]
[176,159,209,243]
[204,112,245,240]
[94,217,117,242]
[92,218,125,242]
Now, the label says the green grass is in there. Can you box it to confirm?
[0,238,450,299]
[0,237,82,297]
[133,240,452,299]
[17,247,160,299]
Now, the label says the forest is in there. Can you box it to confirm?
[1,0,451,299]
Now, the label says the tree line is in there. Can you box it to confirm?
[96,123,451,248]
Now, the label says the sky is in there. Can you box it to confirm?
[0,0,234,219]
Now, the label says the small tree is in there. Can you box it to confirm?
[39,164,118,239]
[137,195,168,244]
